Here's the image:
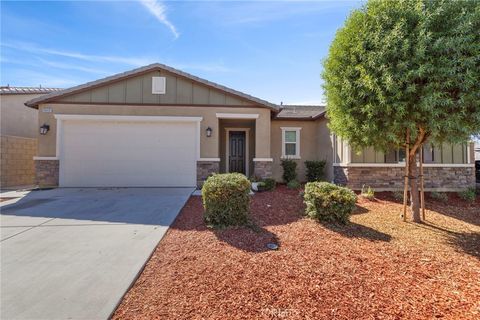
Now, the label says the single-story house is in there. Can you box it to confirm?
[25,63,475,191]
[1,86,61,188]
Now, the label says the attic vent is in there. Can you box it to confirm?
[152,77,166,94]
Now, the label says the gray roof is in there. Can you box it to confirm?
[1,86,62,95]
[25,63,279,111]
[276,105,326,120]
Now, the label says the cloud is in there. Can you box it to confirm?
[2,42,155,67]
[138,0,179,38]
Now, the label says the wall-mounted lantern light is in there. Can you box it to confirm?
[206,127,212,138]
[39,124,50,135]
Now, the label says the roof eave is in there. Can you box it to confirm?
[24,63,279,112]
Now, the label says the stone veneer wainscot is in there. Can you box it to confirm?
[253,159,273,179]
[334,164,475,191]
[34,159,59,186]
[196,160,220,187]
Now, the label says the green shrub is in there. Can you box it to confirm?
[202,173,251,226]
[287,179,301,189]
[281,159,297,183]
[262,178,276,191]
[458,188,476,202]
[430,191,448,202]
[249,175,261,182]
[305,160,326,182]
[256,181,266,192]
[304,182,357,224]
[392,190,404,201]
[361,185,375,200]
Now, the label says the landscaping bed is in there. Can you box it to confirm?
[113,186,480,319]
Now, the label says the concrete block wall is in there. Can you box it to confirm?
[0,135,37,188]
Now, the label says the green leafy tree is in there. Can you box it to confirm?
[323,0,480,221]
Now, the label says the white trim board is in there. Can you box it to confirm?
[333,163,474,168]
[33,156,59,160]
[253,158,273,162]
[198,158,221,162]
[216,113,259,119]
[54,114,203,122]
[225,127,250,177]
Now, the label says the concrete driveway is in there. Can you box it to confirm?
[0,187,194,320]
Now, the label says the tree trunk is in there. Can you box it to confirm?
[408,151,421,222]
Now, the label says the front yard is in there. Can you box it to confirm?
[113,186,480,319]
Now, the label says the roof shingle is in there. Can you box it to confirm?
[276,105,326,120]
[0,86,62,95]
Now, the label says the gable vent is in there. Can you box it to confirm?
[152,76,166,94]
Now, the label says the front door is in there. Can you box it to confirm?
[229,131,246,174]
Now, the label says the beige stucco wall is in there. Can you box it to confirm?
[37,103,271,159]
[270,118,333,183]
[0,94,40,138]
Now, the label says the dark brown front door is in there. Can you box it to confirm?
[229,131,246,174]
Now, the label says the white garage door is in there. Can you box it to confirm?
[59,118,198,187]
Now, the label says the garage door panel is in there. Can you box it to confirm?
[60,120,197,187]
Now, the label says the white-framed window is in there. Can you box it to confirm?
[281,127,301,159]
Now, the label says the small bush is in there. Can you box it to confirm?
[430,191,448,202]
[361,185,375,200]
[262,178,276,191]
[458,188,476,202]
[202,173,251,226]
[305,160,326,182]
[281,159,297,183]
[392,190,404,201]
[304,182,357,224]
[249,175,261,182]
[255,181,266,192]
[287,179,301,189]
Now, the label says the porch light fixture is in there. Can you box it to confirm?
[206,126,212,137]
[39,124,50,135]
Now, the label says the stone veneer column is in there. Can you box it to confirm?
[196,160,220,187]
[253,159,273,179]
[34,159,59,187]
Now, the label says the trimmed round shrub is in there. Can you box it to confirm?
[304,182,357,224]
[202,173,251,226]
[305,160,326,182]
[287,179,301,190]
[262,178,276,191]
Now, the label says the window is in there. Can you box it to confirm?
[281,127,301,159]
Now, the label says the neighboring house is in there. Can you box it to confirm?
[0,86,60,188]
[25,63,475,191]
[475,142,480,161]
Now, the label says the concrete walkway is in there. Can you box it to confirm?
[0,187,193,320]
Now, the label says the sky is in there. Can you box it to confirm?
[0,0,363,105]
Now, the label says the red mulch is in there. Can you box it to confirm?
[113,186,480,320]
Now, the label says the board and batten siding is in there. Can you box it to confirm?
[334,136,472,165]
[57,71,253,106]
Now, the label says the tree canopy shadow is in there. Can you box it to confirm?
[373,191,480,227]
[320,220,392,242]
[212,224,280,253]
[419,222,480,259]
